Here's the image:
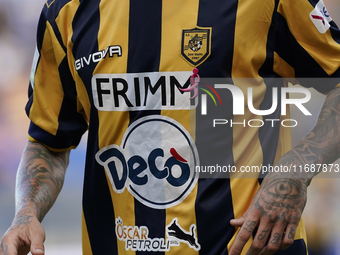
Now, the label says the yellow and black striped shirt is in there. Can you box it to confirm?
[26,0,340,254]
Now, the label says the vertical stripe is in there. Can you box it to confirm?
[127,0,162,73]
[58,0,92,121]
[159,0,199,72]
[55,2,89,148]
[54,1,78,51]
[254,0,287,184]
[227,179,258,252]
[160,2,200,255]
[127,1,165,255]
[159,0,198,131]
[104,165,135,255]
[56,56,89,146]
[96,1,135,254]
[194,1,238,254]
[273,110,292,165]
[72,1,118,254]
[232,0,274,78]
[30,21,65,136]
[96,0,129,74]
[83,108,118,255]
[195,85,235,254]
[230,0,274,231]
[196,179,234,255]
[82,210,93,255]
[232,0,271,179]
[126,0,163,122]
[257,80,284,181]
[197,0,238,77]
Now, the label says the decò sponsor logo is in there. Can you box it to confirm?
[95,116,199,209]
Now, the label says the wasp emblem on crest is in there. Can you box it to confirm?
[181,27,212,67]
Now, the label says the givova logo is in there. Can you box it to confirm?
[95,116,199,209]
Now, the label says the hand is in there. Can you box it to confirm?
[0,208,45,255]
[229,174,308,255]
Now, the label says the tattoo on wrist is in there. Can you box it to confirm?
[10,209,33,230]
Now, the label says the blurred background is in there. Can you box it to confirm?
[0,0,85,253]
[0,0,340,254]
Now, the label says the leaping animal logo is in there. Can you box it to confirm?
[167,218,201,251]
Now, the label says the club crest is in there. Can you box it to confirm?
[181,27,212,67]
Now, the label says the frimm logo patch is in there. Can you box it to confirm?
[181,27,212,67]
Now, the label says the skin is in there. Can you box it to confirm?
[0,141,70,255]
[230,87,340,255]
[1,87,340,255]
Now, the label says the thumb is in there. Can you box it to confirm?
[30,228,45,255]
[31,247,45,255]
[230,214,246,227]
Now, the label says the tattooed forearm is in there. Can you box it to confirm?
[283,88,340,179]
[230,89,340,254]
[15,141,70,221]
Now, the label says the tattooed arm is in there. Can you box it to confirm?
[0,141,70,255]
[229,87,340,255]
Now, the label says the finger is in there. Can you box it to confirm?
[229,219,258,255]
[2,235,22,255]
[2,243,20,255]
[30,246,44,255]
[245,223,272,255]
[259,225,286,255]
[30,228,45,255]
[280,224,296,250]
[0,244,4,255]
[30,239,44,255]
[230,215,246,228]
